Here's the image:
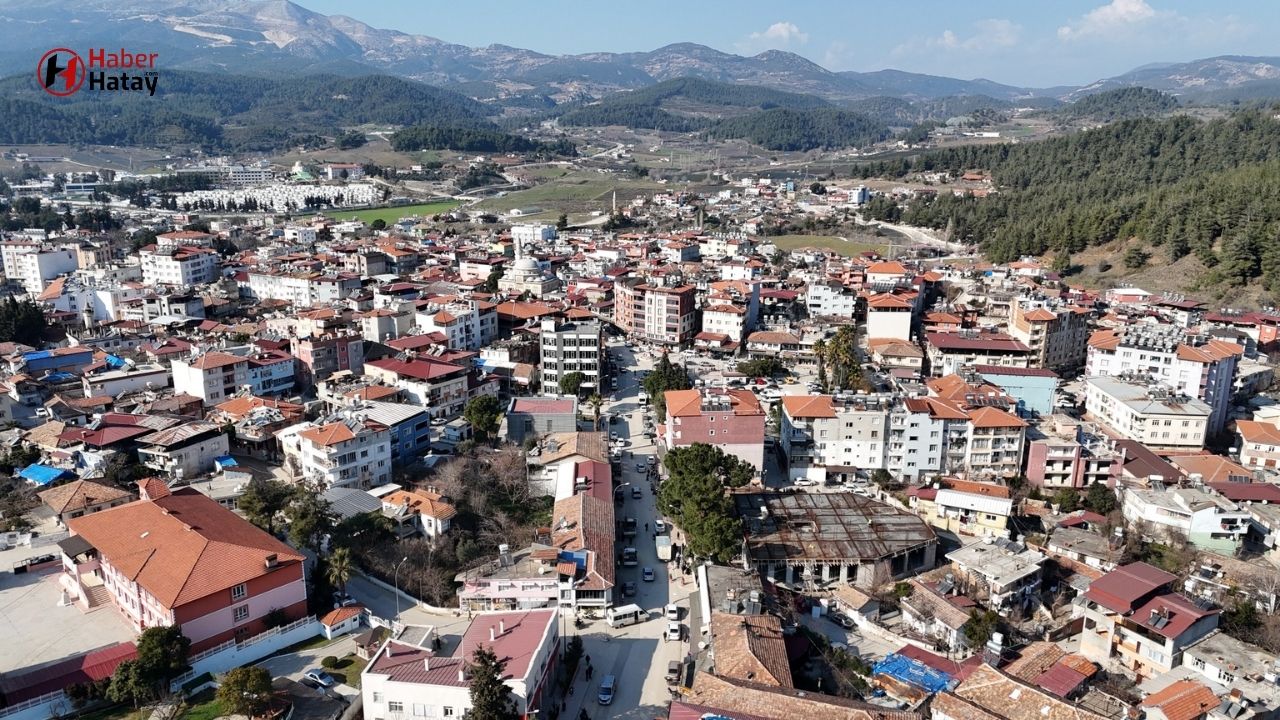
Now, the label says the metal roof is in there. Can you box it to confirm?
[734,492,935,563]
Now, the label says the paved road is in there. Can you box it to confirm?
[256,634,359,701]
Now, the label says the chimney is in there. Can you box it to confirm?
[423,656,430,671]
[457,668,465,683]
[489,627,495,641]
[499,620,506,634]
[264,553,278,569]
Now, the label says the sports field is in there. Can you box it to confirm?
[769,234,886,257]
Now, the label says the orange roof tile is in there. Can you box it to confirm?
[781,395,836,419]
[968,406,1028,429]
[1237,420,1280,446]
[1140,679,1219,720]
[299,421,357,447]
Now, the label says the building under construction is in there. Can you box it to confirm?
[733,492,937,589]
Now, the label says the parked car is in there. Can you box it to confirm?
[332,591,357,608]
[598,675,617,705]
[642,567,655,582]
[622,581,637,597]
[827,612,855,629]
[631,486,642,499]
[665,603,680,620]
[666,622,683,641]
[304,670,336,688]
[635,462,647,472]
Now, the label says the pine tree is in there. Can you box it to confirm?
[466,647,518,720]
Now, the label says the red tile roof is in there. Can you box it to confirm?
[1140,679,1219,720]
[1084,562,1176,614]
[66,488,304,608]
[0,642,137,704]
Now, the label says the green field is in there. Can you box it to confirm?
[327,201,462,223]
[770,234,886,257]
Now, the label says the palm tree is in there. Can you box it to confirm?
[588,394,604,431]
[327,547,354,598]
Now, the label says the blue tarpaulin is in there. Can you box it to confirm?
[19,464,72,486]
[104,355,128,369]
[872,653,953,694]
[44,372,75,382]
[214,456,238,470]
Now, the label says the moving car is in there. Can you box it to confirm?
[654,519,666,533]
[631,486,642,499]
[642,566,655,582]
[622,581,637,597]
[304,670,336,688]
[598,675,617,705]
[635,462,647,472]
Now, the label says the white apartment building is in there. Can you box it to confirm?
[1084,376,1211,449]
[866,294,914,341]
[244,270,362,306]
[2,242,80,294]
[172,349,296,405]
[278,412,392,489]
[539,318,602,396]
[805,281,858,318]
[140,245,218,286]
[283,226,318,244]
[82,363,170,398]
[511,223,556,247]
[780,394,893,482]
[1087,325,1241,436]
[415,300,492,351]
[362,609,559,720]
[1122,486,1250,555]
[702,303,748,343]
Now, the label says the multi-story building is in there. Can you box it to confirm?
[1076,562,1220,680]
[613,279,697,345]
[538,319,603,396]
[504,397,578,445]
[292,333,365,386]
[1087,325,1242,436]
[415,300,487,351]
[866,293,915,341]
[81,363,170,398]
[779,394,893,483]
[1008,302,1092,371]
[136,421,231,480]
[1025,420,1122,490]
[278,412,392,489]
[889,397,972,481]
[805,280,858,318]
[701,303,749,344]
[1084,376,1211,449]
[964,406,1027,478]
[909,479,1014,538]
[243,270,362,306]
[365,357,471,419]
[60,481,306,652]
[359,401,433,466]
[140,245,219,286]
[1233,420,1280,470]
[172,351,250,405]
[663,389,766,474]
[925,332,1034,376]
[1122,485,1250,555]
[362,608,560,720]
[946,539,1045,609]
[379,487,456,539]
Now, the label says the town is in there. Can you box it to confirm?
[0,156,1277,720]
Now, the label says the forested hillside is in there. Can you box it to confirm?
[389,126,576,156]
[1057,87,1180,123]
[708,108,890,151]
[0,71,495,151]
[856,110,1280,291]
[559,77,829,131]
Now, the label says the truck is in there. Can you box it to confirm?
[655,535,672,562]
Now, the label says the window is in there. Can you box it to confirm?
[388,702,404,714]
[442,709,455,718]
[231,583,247,601]
[233,605,249,623]
[1221,671,1236,683]
[413,705,427,717]
[373,693,384,703]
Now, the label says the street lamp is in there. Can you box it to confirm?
[393,556,409,627]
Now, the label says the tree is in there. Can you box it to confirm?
[1084,482,1117,515]
[643,353,693,418]
[809,182,826,195]
[107,660,151,708]
[736,358,784,377]
[217,666,274,719]
[466,646,519,720]
[1123,246,1151,269]
[558,371,586,398]
[286,481,335,551]
[482,268,504,293]
[135,625,191,694]
[327,547,354,597]
[464,395,503,441]
[555,213,568,230]
[587,393,604,431]
[371,218,387,231]
[237,478,294,535]
[658,444,752,563]
[962,609,1002,648]
[1052,488,1081,513]
[871,469,894,489]
[1222,598,1262,638]
[331,511,395,550]
[0,297,47,346]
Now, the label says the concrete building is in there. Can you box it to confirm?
[925,332,1033,376]
[613,279,697,345]
[866,293,914,341]
[364,357,471,419]
[1234,420,1280,470]
[60,483,306,652]
[733,492,936,589]
[909,479,1014,539]
[1087,325,1242,436]
[975,365,1058,417]
[362,609,559,720]
[779,394,893,483]
[1008,302,1091,371]
[947,538,1046,610]
[292,333,365,386]
[359,401,433,467]
[1122,485,1250,555]
[136,421,230,480]
[1084,376,1211,449]
[1,241,79,293]
[81,363,170,398]
[173,349,297,405]
[504,396,578,445]
[1076,562,1220,680]
[664,389,766,474]
[805,280,858,318]
[538,318,602,396]
[278,413,392,489]
[1025,420,1122,490]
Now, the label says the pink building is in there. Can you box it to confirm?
[60,479,307,652]
[663,388,765,474]
[292,332,365,386]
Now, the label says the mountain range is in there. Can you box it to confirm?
[1,0,1279,106]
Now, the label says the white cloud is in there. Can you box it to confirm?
[1058,0,1167,40]
[892,19,1020,57]
[739,21,809,52]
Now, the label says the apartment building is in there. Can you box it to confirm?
[278,412,392,489]
[947,539,1046,609]
[362,609,559,720]
[1234,420,1280,470]
[61,482,306,652]
[805,280,858,318]
[539,318,603,396]
[964,406,1027,478]
[135,421,230,479]
[292,333,365,386]
[613,279,697,345]
[365,357,471,419]
[1087,325,1242,436]
[925,332,1034,376]
[1077,562,1220,680]
[664,389,765,474]
[865,293,914,341]
[1122,485,1250,555]
[1008,302,1092,371]
[910,479,1014,538]
[243,270,362,306]
[415,299,492,351]
[889,397,972,481]
[779,394,893,483]
[172,349,297,404]
[1025,420,1121,490]
[140,245,218,286]
[1084,376,1211,449]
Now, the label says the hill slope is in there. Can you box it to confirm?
[1056,87,1181,122]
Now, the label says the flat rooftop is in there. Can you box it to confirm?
[734,492,936,563]
[0,566,136,675]
[947,540,1045,587]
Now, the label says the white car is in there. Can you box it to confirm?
[655,519,667,533]
[793,478,818,487]
[304,670,336,688]
[666,622,682,641]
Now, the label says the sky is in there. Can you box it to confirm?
[300,0,1277,88]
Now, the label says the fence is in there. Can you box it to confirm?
[0,690,66,720]
[170,616,321,690]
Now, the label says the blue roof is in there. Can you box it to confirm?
[872,653,953,694]
[19,464,72,486]
[44,372,75,382]
[214,455,238,469]
[22,350,53,361]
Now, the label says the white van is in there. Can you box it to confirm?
[605,603,645,628]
